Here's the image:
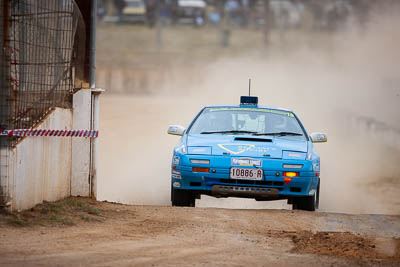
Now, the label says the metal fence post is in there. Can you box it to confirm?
[90,88,104,199]
[89,0,101,199]
[0,0,11,208]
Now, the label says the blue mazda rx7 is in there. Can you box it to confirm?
[168,96,327,211]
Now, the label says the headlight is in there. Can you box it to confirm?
[282,151,306,160]
[187,146,212,155]
[190,159,210,165]
[283,164,303,169]
[175,144,187,154]
[313,162,320,172]
[173,156,180,165]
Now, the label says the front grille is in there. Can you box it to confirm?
[219,179,283,187]
[290,187,302,192]
[212,185,280,196]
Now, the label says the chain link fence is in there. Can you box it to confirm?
[0,0,86,206]
[0,0,85,146]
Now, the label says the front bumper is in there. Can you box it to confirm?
[171,157,319,199]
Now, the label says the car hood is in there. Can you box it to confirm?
[186,134,308,158]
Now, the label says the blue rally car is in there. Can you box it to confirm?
[168,96,327,211]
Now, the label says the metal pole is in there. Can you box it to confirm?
[1,0,11,130]
[89,0,97,88]
[0,0,11,208]
[89,0,102,199]
[90,88,103,199]
[248,79,251,96]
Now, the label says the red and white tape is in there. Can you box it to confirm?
[0,129,98,138]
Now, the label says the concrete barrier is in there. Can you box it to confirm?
[2,88,102,211]
[8,108,72,211]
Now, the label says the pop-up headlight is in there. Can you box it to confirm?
[190,159,210,165]
[187,146,212,155]
[282,151,306,160]
[283,164,303,169]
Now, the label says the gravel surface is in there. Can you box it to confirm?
[1,198,399,266]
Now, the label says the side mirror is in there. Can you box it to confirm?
[310,132,327,143]
[168,125,185,136]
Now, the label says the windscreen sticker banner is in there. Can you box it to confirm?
[209,107,294,117]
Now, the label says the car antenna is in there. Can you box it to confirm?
[248,78,251,96]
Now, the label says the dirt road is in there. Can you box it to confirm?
[96,20,400,214]
[0,198,399,266]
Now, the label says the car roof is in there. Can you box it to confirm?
[203,104,293,113]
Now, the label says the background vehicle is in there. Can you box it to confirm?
[168,96,327,211]
[176,0,207,25]
[122,0,146,23]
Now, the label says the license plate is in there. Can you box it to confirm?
[230,167,263,181]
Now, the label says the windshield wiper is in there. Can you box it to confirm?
[200,130,258,135]
[253,132,303,136]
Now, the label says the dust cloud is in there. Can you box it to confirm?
[97,8,400,214]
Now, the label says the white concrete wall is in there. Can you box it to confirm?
[5,89,96,211]
[10,108,72,211]
[71,89,92,197]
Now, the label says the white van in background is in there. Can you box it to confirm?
[122,0,146,23]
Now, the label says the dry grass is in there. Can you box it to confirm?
[0,197,104,227]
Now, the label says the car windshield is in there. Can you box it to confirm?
[189,107,306,140]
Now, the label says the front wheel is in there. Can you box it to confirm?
[293,195,316,211]
[316,180,320,209]
[171,187,195,207]
[292,180,320,211]
[292,194,316,211]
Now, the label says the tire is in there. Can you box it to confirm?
[292,180,320,211]
[316,180,320,209]
[292,194,316,212]
[171,188,195,207]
